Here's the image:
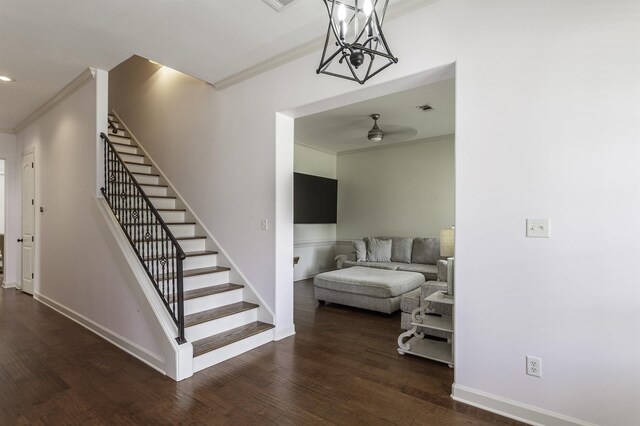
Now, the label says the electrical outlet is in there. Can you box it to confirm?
[261,219,268,231]
[526,355,542,378]
[526,218,550,238]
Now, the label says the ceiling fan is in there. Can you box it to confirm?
[366,113,417,143]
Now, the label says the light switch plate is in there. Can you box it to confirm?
[526,218,550,238]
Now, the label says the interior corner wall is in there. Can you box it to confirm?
[336,136,454,240]
[0,132,18,287]
[15,78,164,361]
[293,143,337,280]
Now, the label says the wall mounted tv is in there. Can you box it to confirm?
[294,172,338,224]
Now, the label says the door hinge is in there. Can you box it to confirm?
[31,199,34,205]
[32,236,34,242]
[32,162,34,168]
[31,273,34,279]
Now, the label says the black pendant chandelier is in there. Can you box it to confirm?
[317,0,398,85]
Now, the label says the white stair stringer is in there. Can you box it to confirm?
[106,112,275,376]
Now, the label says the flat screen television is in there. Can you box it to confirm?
[294,172,337,224]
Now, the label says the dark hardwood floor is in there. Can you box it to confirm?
[0,280,524,425]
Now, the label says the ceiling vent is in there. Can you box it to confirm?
[263,0,297,12]
[416,104,433,111]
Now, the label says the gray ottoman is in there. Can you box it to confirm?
[314,266,425,314]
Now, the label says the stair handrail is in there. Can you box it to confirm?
[100,132,187,344]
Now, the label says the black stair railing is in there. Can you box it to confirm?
[100,132,186,344]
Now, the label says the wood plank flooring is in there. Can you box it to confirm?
[0,280,524,425]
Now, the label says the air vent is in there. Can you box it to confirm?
[263,0,297,11]
[416,104,433,111]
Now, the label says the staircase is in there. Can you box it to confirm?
[102,113,274,374]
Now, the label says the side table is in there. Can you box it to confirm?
[397,290,454,367]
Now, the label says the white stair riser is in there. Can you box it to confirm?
[158,210,185,222]
[133,174,159,185]
[109,135,133,145]
[109,128,127,137]
[183,270,230,291]
[127,163,152,174]
[120,153,146,164]
[148,197,175,209]
[168,223,195,238]
[141,185,168,197]
[185,308,257,341]
[184,289,243,316]
[113,144,138,155]
[184,254,217,270]
[177,238,205,253]
[192,329,274,373]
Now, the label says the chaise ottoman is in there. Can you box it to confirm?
[314,266,425,314]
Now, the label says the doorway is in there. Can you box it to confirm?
[20,151,35,294]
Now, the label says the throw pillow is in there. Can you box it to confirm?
[391,237,413,263]
[353,240,367,262]
[411,238,440,265]
[367,238,392,262]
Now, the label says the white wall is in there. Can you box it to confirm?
[293,143,337,280]
[15,77,164,363]
[337,136,454,240]
[0,132,19,287]
[239,2,640,424]
[0,160,5,234]
[108,2,639,423]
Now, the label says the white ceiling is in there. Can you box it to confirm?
[294,77,454,154]
[0,0,435,132]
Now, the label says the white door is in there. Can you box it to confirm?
[21,152,35,294]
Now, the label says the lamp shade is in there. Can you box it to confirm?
[440,227,455,257]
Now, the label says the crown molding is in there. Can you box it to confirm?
[213,0,439,90]
[13,68,96,134]
[337,133,454,156]
[0,129,15,135]
[294,141,337,156]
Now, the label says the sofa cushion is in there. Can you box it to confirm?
[342,260,398,270]
[353,240,367,262]
[397,263,438,281]
[314,266,425,298]
[412,238,440,265]
[391,237,413,263]
[367,238,392,262]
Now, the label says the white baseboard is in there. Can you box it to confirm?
[294,268,334,281]
[452,384,597,426]
[2,281,17,289]
[34,292,167,376]
[274,325,296,341]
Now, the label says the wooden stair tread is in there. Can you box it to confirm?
[168,283,244,303]
[121,152,144,157]
[185,302,259,327]
[120,208,185,212]
[132,172,159,177]
[157,266,229,281]
[124,221,195,226]
[192,321,274,357]
[114,181,167,188]
[111,141,135,148]
[110,134,131,139]
[143,250,218,262]
[125,161,149,166]
[147,195,176,199]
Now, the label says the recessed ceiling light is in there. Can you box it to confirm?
[0,75,15,82]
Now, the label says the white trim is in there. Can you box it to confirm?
[96,197,193,381]
[274,325,296,341]
[0,129,14,135]
[294,141,337,156]
[14,68,96,134]
[109,110,275,323]
[212,0,439,89]
[452,384,597,426]
[2,281,17,289]
[294,238,337,248]
[336,133,455,156]
[34,292,167,375]
[294,268,333,281]
[336,239,353,246]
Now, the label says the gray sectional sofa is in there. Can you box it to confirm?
[312,236,449,314]
[335,236,443,281]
